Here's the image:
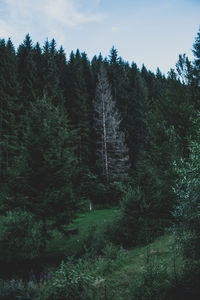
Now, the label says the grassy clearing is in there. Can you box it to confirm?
[46,208,120,258]
[68,207,119,232]
[43,209,185,299]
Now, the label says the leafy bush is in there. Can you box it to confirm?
[171,114,200,296]
[0,278,40,300]
[173,136,200,259]
[82,224,107,255]
[0,210,44,262]
[129,259,171,300]
[40,259,97,300]
[106,186,147,247]
[179,259,200,294]
[0,279,23,300]
[95,242,128,276]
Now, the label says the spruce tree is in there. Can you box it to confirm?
[192,26,200,105]
[17,34,36,104]
[0,38,19,180]
[42,39,65,107]
[5,96,78,230]
[193,26,200,72]
[125,62,148,168]
[66,50,91,167]
[32,42,44,99]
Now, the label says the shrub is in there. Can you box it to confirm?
[129,259,171,300]
[82,224,107,255]
[0,279,23,300]
[41,260,97,300]
[95,242,128,276]
[173,138,200,260]
[0,210,44,262]
[0,278,41,300]
[106,186,145,248]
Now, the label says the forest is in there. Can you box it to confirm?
[0,26,200,299]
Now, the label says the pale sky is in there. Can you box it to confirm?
[0,0,199,74]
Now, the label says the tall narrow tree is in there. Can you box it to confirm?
[193,26,200,71]
[93,64,130,181]
[0,38,19,179]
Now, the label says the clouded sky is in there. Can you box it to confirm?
[0,0,199,74]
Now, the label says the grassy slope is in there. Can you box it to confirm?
[105,234,182,299]
[46,208,184,299]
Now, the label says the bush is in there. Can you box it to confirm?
[167,259,200,299]
[173,138,200,259]
[171,115,200,297]
[0,210,45,262]
[179,259,200,295]
[94,242,128,277]
[40,260,97,300]
[82,224,107,255]
[105,186,145,248]
[0,279,23,300]
[129,258,171,300]
[0,278,40,300]
[174,230,200,260]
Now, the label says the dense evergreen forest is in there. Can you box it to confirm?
[0,26,200,299]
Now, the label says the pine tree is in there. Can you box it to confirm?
[32,42,44,99]
[108,47,130,116]
[0,38,19,179]
[193,26,200,72]
[191,27,200,104]
[55,45,68,98]
[66,50,91,167]
[176,54,194,85]
[5,96,78,230]
[125,62,148,168]
[93,64,130,181]
[42,39,65,106]
[17,34,36,104]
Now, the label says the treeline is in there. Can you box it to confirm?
[0,28,200,249]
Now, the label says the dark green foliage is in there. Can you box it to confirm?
[0,279,24,300]
[130,263,170,300]
[0,210,44,262]
[0,38,19,179]
[114,187,143,246]
[42,39,65,107]
[37,260,96,300]
[4,96,78,229]
[66,50,92,167]
[193,26,200,70]
[82,224,107,256]
[124,63,148,168]
[1,33,196,222]
[1,29,200,298]
[175,259,200,298]
[106,186,164,247]
[173,114,200,260]
[17,34,37,104]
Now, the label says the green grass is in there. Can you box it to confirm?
[100,233,183,299]
[68,207,119,233]
[45,209,185,299]
[46,208,120,258]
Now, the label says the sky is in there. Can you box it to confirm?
[0,0,200,74]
